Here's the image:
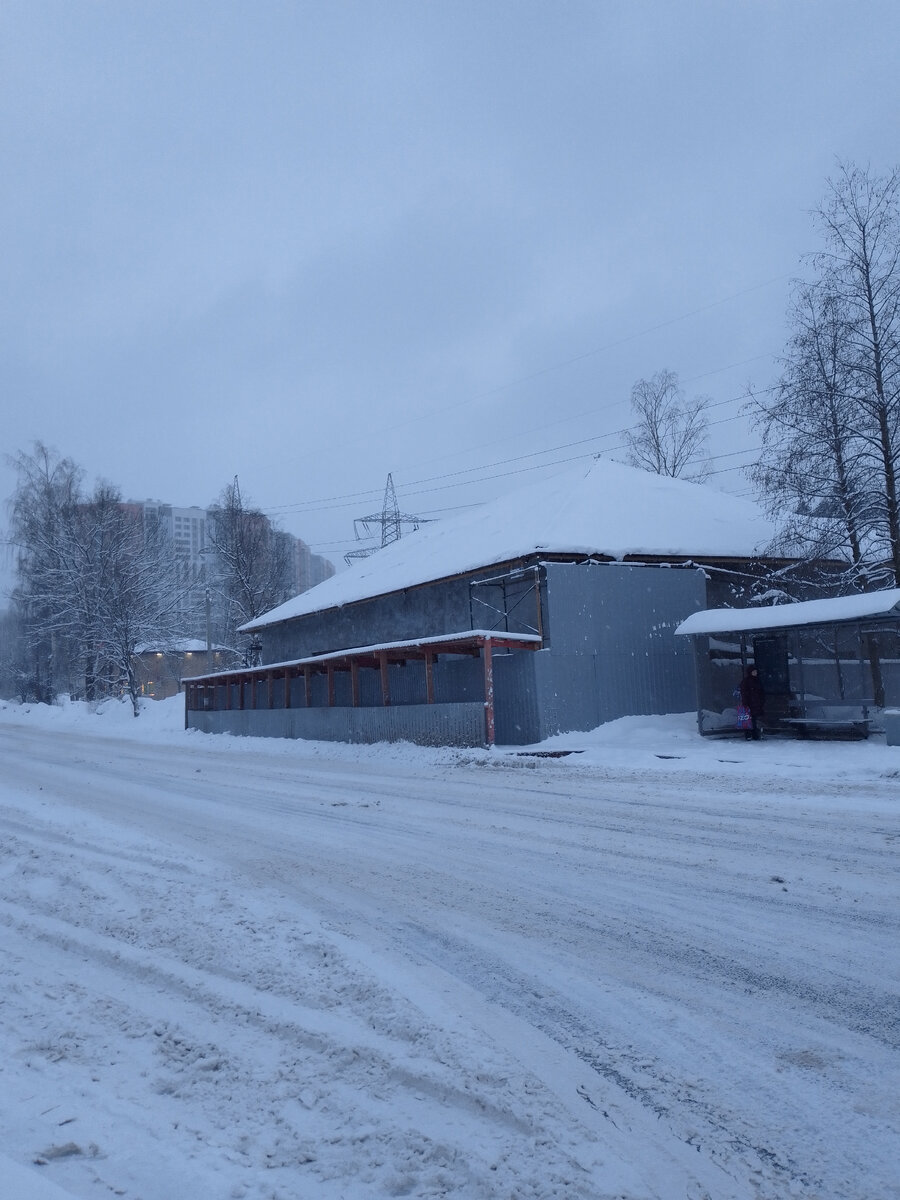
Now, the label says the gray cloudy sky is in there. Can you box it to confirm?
[2,1,899,577]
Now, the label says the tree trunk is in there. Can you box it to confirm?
[126,661,141,717]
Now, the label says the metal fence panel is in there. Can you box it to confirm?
[187,701,486,747]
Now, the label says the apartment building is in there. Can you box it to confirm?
[135,500,335,643]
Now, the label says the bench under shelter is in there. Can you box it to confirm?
[676,588,900,739]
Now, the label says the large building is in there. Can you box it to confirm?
[135,499,335,645]
[183,459,802,747]
[139,502,212,636]
[279,531,337,596]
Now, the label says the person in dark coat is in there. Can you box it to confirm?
[739,666,765,740]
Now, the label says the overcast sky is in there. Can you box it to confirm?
[3,1,899,580]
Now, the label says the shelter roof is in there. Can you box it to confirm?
[244,458,777,632]
[676,588,900,637]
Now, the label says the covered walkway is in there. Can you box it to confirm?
[184,629,542,746]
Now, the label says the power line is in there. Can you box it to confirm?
[267,381,777,524]
[681,352,777,384]
[306,450,767,555]
[276,270,789,485]
[264,364,783,554]
[305,442,768,554]
[433,275,788,406]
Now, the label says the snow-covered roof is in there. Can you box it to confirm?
[182,629,543,682]
[676,588,900,636]
[243,458,777,632]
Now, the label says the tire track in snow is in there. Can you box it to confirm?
[396,922,823,1198]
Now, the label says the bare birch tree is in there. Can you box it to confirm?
[207,477,293,657]
[751,283,870,578]
[7,444,181,712]
[753,162,900,589]
[81,486,182,715]
[815,162,900,582]
[625,369,712,481]
[7,443,84,700]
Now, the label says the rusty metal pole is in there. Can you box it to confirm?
[483,638,495,746]
[379,652,391,706]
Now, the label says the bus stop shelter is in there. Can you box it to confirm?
[676,589,900,738]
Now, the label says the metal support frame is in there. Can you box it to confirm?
[469,566,543,638]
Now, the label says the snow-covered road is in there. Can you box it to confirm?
[0,701,897,1199]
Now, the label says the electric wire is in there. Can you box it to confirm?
[267,381,774,529]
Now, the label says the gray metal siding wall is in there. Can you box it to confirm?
[492,650,541,744]
[258,567,544,666]
[490,648,596,745]
[531,649,600,741]
[188,702,486,746]
[542,562,706,727]
[259,577,476,664]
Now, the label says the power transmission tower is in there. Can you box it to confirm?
[344,473,429,564]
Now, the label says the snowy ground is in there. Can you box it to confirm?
[0,697,897,1200]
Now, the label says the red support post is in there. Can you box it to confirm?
[424,650,435,704]
[378,652,391,706]
[483,638,495,746]
[534,567,544,641]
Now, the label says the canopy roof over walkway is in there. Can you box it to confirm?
[183,630,542,745]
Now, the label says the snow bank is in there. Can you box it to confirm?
[3,692,897,790]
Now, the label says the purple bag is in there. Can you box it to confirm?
[737,704,752,730]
